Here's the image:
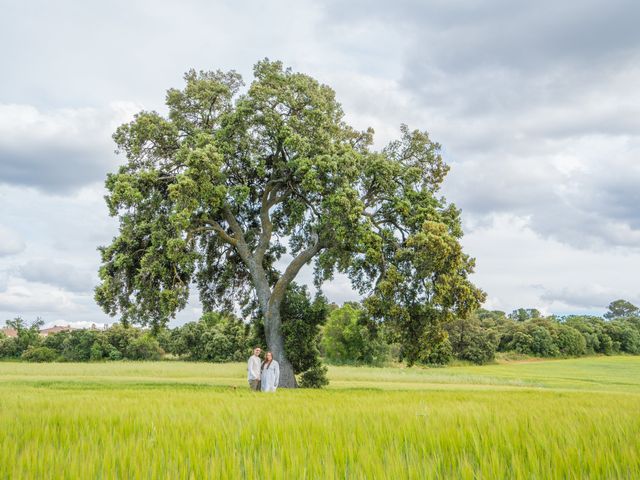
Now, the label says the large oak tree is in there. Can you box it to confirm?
[95,60,484,387]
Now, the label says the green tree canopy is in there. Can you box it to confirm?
[321,302,388,365]
[95,59,484,386]
[508,308,542,322]
[604,299,639,320]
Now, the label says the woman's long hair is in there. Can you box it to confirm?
[261,351,273,370]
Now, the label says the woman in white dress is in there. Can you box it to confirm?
[260,351,280,392]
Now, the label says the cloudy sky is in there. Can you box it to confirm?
[1,0,639,327]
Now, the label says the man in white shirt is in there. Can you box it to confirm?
[247,347,262,391]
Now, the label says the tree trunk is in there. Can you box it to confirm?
[243,234,320,389]
[264,307,297,388]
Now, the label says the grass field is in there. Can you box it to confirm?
[1,357,639,479]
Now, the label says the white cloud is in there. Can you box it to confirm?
[538,285,634,311]
[0,225,25,256]
[0,279,80,314]
[444,133,640,250]
[0,102,140,192]
[17,260,95,293]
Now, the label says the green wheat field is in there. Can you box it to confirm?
[1,357,639,479]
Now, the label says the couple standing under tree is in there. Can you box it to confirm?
[247,347,280,392]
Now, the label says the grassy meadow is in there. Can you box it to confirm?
[1,357,639,479]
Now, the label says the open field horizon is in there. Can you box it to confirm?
[1,355,640,392]
[1,357,639,478]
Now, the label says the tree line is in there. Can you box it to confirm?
[321,299,640,366]
[3,295,639,380]
[0,318,164,363]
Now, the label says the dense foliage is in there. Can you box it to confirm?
[321,303,388,366]
[168,312,249,362]
[94,59,484,386]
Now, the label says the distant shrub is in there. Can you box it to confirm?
[420,329,453,366]
[280,286,330,374]
[43,331,70,351]
[606,321,640,354]
[107,346,123,361]
[564,316,614,355]
[528,325,558,357]
[126,334,163,360]
[22,346,58,363]
[462,334,495,364]
[0,337,20,358]
[508,331,535,355]
[322,303,388,366]
[201,314,250,362]
[169,322,204,359]
[90,341,104,361]
[298,363,329,388]
[1,317,43,357]
[445,317,497,365]
[105,324,141,358]
[170,313,248,362]
[61,330,104,361]
[154,328,172,354]
[555,325,587,356]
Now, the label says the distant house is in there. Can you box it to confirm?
[1,324,100,338]
[0,328,17,338]
[39,325,73,337]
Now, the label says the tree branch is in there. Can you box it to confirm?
[363,210,408,243]
[255,186,274,265]
[290,186,321,219]
[203,220,238,246]
[269,233,324,310]
[202,208,271,315]
[255,186,288,265]
[223,208,246,242]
